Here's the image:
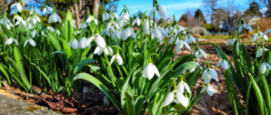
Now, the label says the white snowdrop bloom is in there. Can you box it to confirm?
[260,62,271,74]
[175,25,186,34]
[238,24,253,33]
[143,63,160,80]
[5,37,18,46]
[157,26,168,37]
[193,48,207,59]
[94,46,113,56]
[189,62,203,72]
[144,19,150,34]
[88,34,106,49]
[177,81,191,94]
[226,38,237,46]
[112,31,121,39]
[72,20,77,29]
[0,18,13,30]
[263,28,271,37]
[252,32,268,42]
[47,26,55,32]
[11,3,22,13]
[151,26,164,42]
[43,6,53,15]
[110,13,119,19]
[69,39,79,49]
[256,47,268,58]
[106,20,120,31]
[86,16,98,25]
[202,68,218,84]
[31,30,39,38]
[79,22,88,29]
[24,38,36,47]
[132,17,141,26]
[175,39,190,52]
[13,15,25,26]
[102,12,110,21]
[216,59,230,70]
[29,8,39,15]
[79,37,90,48]
[118,12,129,27]
[110,54,123,65]
[150,4,167,19]
[163,90,189,107]
[101,28,111,37]
[200,84,215,96]
[121,27,136,40]
[118,12,129,22]
[48,13,62,23]
[26,15,41,25]
[184,34,196,44]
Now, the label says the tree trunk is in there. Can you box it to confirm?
[93,0,100,18]
[75,3,81,29]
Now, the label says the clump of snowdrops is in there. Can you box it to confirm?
[0,0,220,114]
[216,18,271,115]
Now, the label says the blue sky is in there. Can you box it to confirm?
[115,0,253,22]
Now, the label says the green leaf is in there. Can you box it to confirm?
[125,91,135,115]
[47,32,62,51]
[1,24,12,37]
[134,95,144,115]
[73,73,122,113]
[73,59,96,74]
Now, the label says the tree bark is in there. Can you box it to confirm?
[93,0,100,18]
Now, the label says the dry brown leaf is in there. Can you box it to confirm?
[190,92,233,115]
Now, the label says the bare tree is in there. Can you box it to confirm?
[203,0,218,23]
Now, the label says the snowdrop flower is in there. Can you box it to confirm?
[79,22,88,29]
[69,39,79,49]
[184,34,196,44]
[256,47,268,58]
[150,4,167,19]
[31,30,39,38]
[252,32,268,42]
[260,62,271,74]
[216,59,230,70]
[193,48,207,59]
[26,15,41,25]
[110,54,123,65]
[112,31,121,39]
[238,24,253,33]
[29,8,39,15]
[189,62,203,72]
[11,3,22,13]
[5,37,18,45]
[118,12,129,27]
[101,28,111,37]
[226,38,237,46]
[144,19,150,34]
[175,25,186,34]
[94,46,113,56]
[163,90,189,107]
[79,37,90,48]
[0,17,13,30]
[24,38,36,47]
[48,12,62,23]
[143,63,160,80]
[102,12,109,21]
[132,17,141,26]
[121,27,136,40]
[106,20,120,31]
[86,16,98,25]
[110,13,119,19]
[151,26,164,42]
[13,15,26,26]
[177,81,191,94]
[202,68,218,84]
[200,84,215,96]
[88,34,106,49]
[175,39,190,52]
[43,6,53,15]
